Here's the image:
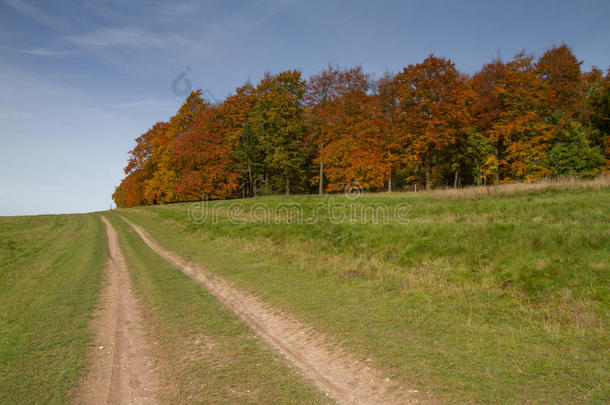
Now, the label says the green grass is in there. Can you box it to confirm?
[0,214,106,404]
[117,186,610,404]
[104,214,330,404]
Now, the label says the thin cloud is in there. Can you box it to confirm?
[3,0,67,31]
[20,48,71,56]
[64,27,167,48]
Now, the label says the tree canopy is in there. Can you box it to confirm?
[113,44,609,207]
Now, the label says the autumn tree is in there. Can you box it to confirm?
[112,47,609,208]
[536,44,584,119]
[145,90,206,203]
[374,71,407,191]
[470,58,507,183]
[394,55,468,189]
[305,65,391,193]
[304,65,343,194]
[217,83,262,196]
[323,90,388,192]
[171,104,240,200]
[308,66,396,192]
[112,122,168,207]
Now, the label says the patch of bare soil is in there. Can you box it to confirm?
[122,216,425,405]
[73,217,160,404]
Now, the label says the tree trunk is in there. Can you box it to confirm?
[493,146,499,184]
[264,172,268,193]
[247,160,257,197]
[425,157,431,190]
[388,168,393,192]
[285,173,290,195]
[318,156,324,195]
[453,165,460,188]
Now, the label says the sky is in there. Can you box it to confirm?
[1,0,609,216]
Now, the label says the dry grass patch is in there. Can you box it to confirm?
[427,175,610,200]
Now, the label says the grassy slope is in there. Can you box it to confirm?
[119,187,609,404]
[104,214,330,404]
[0,214,105,404]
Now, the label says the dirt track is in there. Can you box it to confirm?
[74,217,160,404]
[122,216,422,405]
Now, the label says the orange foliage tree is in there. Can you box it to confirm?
[394,55,469,189]
[113,45,608,207]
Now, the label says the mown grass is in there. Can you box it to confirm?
[0,214,105,404]
[104,214,330,404]
[118,183,609,404]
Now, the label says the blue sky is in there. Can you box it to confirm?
[1,0,609,215]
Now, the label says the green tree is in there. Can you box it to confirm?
[466,130,494,185]
[234,121,264,196]
[546,121,605,178]
[251,70,309,194]
[586,69,610,166]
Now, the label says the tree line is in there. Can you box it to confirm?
[113,44,609,207]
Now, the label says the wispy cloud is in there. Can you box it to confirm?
[20,48,71,56]
[64,27,167,48]
[3,0,67,31]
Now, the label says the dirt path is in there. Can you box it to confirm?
[122,216,423,405]
[74,217,160,404]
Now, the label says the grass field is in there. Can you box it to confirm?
[104,214,330,404]
[0,212,330,404]
[116,182,610,403]
[0,214,106,404]
[0,180,608,403]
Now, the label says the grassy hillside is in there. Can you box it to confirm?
[0,214,106,404]
[118,182,609,403]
